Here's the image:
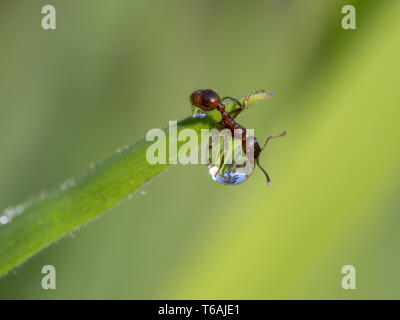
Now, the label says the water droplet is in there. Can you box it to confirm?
[40,190,48,200]
[206,133,255,185]
[140,190,146,195]
[0,215,9,224]
[60,179,76,191]
[1,191,52,226]
[127,194,133,199]
[191,105,208,119]
[265,91,275,98]
[116,148,121,153]
[15,205,24,214]
[0,205,26,225]
[89,162,96,169]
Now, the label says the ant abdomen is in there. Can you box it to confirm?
[244,136,262,160]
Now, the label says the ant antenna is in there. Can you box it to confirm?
[256,158,271,187]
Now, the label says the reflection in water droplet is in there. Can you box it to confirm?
[207,164,254,185]
[191,105,209,119]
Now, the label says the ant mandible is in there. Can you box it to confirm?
[190,89,286,186]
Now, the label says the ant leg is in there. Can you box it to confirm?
[256,158,271,187]
[261,131,287,150]
[223,90,270,119]
[221,96,246,119]
[215,121,224,130]
[221,96,242,106]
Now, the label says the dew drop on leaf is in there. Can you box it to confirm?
[0,215,9,225]
[206,134,255,185]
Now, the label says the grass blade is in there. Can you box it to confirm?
[0,91,272,275]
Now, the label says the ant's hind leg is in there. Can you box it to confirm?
[261,131,287,150]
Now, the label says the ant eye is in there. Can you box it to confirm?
[207,133,255,185]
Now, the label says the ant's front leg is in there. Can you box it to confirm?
[221,96,244,119]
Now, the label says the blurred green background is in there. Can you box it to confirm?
[0,0,399,299]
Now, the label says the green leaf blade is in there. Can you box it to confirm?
[0,91,272,275]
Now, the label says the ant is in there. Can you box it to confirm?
[190,89,286,186]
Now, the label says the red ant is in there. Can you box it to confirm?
[190,89,286,186]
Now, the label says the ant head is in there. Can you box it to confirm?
[190,89,221,111]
